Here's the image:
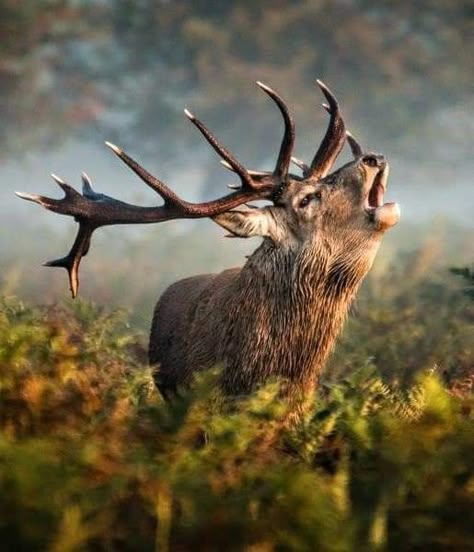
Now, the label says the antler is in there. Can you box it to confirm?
[16,108,282,297]
[256,82,295,180]
[292,80,346,180]
[217,81,296,185]
[346,131,363,158]
[16,79,348,298]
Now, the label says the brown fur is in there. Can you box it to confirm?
[150,156,397,403]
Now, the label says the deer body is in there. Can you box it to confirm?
[150,215,383,399]
[18,79,400,403]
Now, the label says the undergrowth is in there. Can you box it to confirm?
[0,296,473,551]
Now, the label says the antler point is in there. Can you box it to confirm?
[105,141,122,155]
[43,259,61,267]
[15,191,42,203]
[346,130,364,158]
[257,81,276,96]
[51,173,66,185]
[81,172,94,195]
[70,286,78,299]
[184,108,195,121]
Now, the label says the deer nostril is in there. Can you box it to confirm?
[362,155,379,168]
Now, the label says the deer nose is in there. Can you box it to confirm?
[362,154,386,169]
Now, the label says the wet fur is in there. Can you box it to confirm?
[150,231,380,401]
[149,158,389,403]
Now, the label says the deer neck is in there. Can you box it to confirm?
[221,236,380,394]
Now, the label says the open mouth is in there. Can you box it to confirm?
[365,168,388,212]
[363,166,400,230]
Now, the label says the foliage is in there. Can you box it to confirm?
[450,266,474,301]
[1,295,473,550]
[328,239,474,385]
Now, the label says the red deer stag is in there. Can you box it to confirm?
[16,80,400,404]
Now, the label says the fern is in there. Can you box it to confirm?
[1,296,473,550]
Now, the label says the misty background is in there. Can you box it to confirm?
[1,0,473,324]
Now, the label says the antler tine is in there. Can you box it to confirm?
[291,156,310,174]
[256,81,295,181]
[105,142,186,208]
[104,140,275,212]
[43,223,96,298]
[308,79,346,180]
[220,159,270,178]
[184,109,261,192]
[346,131,363,158]
[321,106,363,159]
[16,174,83,213]
[15,190,53,207]
[81,172,94,196]
[81,172,104,200]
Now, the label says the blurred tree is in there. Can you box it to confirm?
[1,0,472,189]
[450,267,474,300]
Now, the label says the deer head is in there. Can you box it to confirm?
[214,154,398,248]
[16,80,399,298]
[212,86,399,276]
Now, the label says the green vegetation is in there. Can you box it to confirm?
[0,238,473,549]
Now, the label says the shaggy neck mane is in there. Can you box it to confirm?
[221,235,378,395]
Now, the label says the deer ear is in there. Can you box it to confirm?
[212,208,282,240]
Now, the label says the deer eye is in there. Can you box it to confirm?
[362,155,378,168]
[299,192,321,208]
